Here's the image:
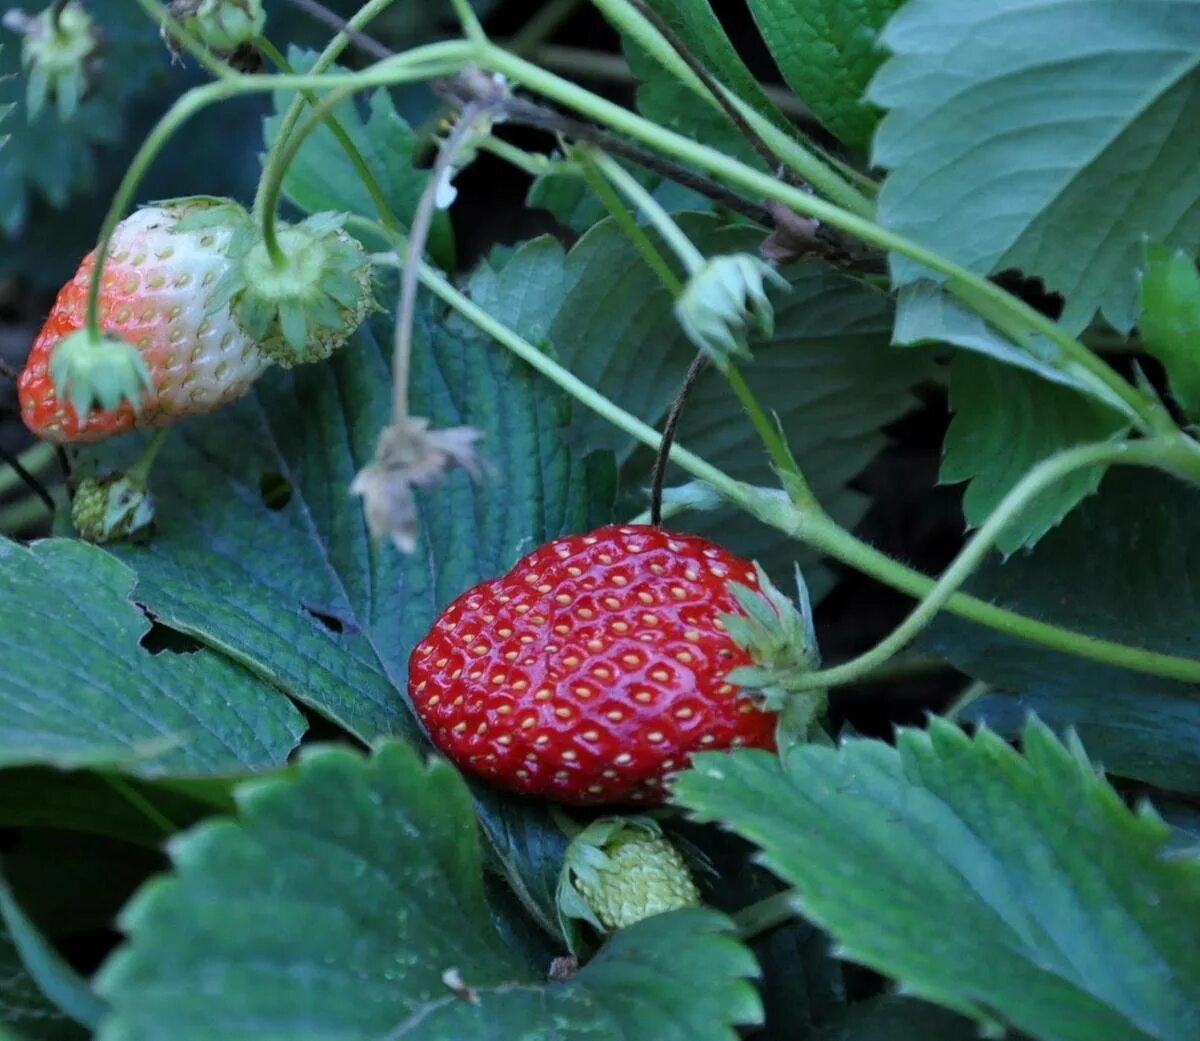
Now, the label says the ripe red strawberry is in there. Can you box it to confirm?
[18,201,271,444]
[409,524,782,806]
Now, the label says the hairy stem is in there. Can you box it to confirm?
[788,439,1175,693]
[478,44,1177,439]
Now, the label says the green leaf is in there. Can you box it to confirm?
[0,538,304,776]
[96,741,761,1041]
[631,0,787,129]
[870,0,1200,332]
[0,876,102,1035]
[893,279,1118,405]
[0,907,84,1041]
[1140,245,1200,419]
[927,467,1200,793]
[747,0,904,149]
[941,353,1129,553]
[674,719,1200,1041]
[263,49,453,268]
[812,996,978,1041]
[0,769,212,848]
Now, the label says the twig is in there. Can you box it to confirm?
[649,354,706,525]
[0,443,55,513]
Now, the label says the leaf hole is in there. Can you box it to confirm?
[137,609,203,655]
[259,472,293,511]
[302,603,354,635]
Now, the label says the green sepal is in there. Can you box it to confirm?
[48,330,152,420]
[175,0,266,53]
[277,298,309,352]
[206,266,248,315]
[235,293,274,341]
[674,254,789,371]
[720,563,825,747]
[17,2,102,123]
[555,816,701,956]
[167,197,247,233]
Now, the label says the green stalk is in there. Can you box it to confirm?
[786,439,1175,692]
[584,148,816,504]
[254,37,402,235]
[82,41,473,340]
[477,44,1176,439]
[733,890,798,941]
[361,244,1200,686]
[252,0,405,264]
[589,0,872,216]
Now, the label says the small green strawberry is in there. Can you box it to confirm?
[557,817,701,948]
[71,472,155,544]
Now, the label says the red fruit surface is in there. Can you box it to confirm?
[409,524,777,805]
[18,204,269,444]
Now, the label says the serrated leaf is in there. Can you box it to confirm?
[927,467,1200,793]
[941,353,1129,553]
[893,278,1122,408]
[628,0,787,129]
[1140,245,1200,419]
[96,741,761,1041]
[674,719,1200,1041]
[0,876,102,1035]
[0,538,304,776]
[263,49,453,268]
[870,0,1200,333]
[747,0,904,149]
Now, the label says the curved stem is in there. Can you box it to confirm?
[791,439,1170,693]
[478,44,1175,438]
[252,0,403,240]
[80,41,473,340]
[0,442,56,499]
[733,890,797,941]
[449,0,488,45]
[587,149,705,273]
[363,243,1200,687]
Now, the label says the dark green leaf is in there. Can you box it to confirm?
[1140,245,1200,418]
[0,769,211,847]
[941,353,1129,552]
[674,719,1200,1041]
[634,0,787,128]
[927,468,1200,793]
[812,996,979,1041]
[871,0,1200,332]
[747,0,905,149]
[0,876,98,1037]
[263,51,453,268]
[96,741,761,1041]
[0,538,304,776]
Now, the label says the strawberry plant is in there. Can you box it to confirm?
[1,1,1200,1039]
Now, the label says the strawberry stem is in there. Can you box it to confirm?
[127,430,169,485]
[732,889,797,941]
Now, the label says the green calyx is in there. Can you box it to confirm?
[674,254,789,371]
[169,0,265,53]
[12,1,103,120]
[721,563,827,747]
[556,817,701,952]
[49,329,152,421]
[211,213,374,368]
[71,473,155,544]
